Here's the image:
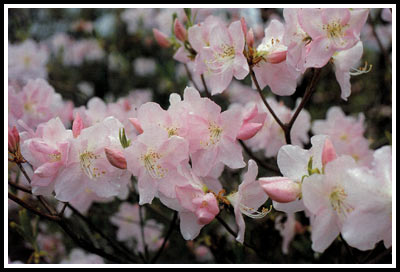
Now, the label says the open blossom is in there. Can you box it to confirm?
[9,79,69,132]
[20,118,72,196]
[197,20,249,95]
[341,146,392,250]
[180,87,245,176]
[312,106,373,167]
[332,41,368,100]
[61,248,104,264]
[298,8,369,68]
[123,126,189,205]
[8,39,49,83]
[253,19,300,96]
[54,117,131,202]
[302,155,360,253]
[227,160,269,243]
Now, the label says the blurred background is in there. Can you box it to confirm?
[7,7,392,264]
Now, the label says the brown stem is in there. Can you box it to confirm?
[248,66,286,131]
[285,68,321,144]
[200,74,212,99]
[151,211,178,264]
[8,181,31,194]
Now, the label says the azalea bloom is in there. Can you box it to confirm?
[302,155,360,252]
[341,146,392,250]
[226,160,269,243]
[123,126,189,205]
[54,117,131,202]
[197,20,249,95]
[298,8,369,68]
[253,19,300,96]
[312,106,373,167]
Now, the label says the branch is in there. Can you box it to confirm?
[151,211,178,264]
[248,66,286,131]
[285,68,321,144]
[200,74,212,99]
[139,205,150,262]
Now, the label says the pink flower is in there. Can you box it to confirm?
[197,20,249,95]
[253,19,300,96]
[54,117,131,202]
[123,126,189,205]
[8,126,20,154]
[298,8,369,68]
[226,160,268,243]
[180,87,245,176]
[341,146,392,250]
[20,117,72,195]
[312,106,373,167]
[302,155,360,252]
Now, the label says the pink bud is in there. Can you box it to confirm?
[192,193,219,225]
[104,147,127,169]
[128,118,143,134]
[266,50,287,64]
[8,126,20,153]
[322,138,337,166]
[246,28,254,48]
[240,17,247,37]
[153,28,171,48]
[237,122,263,140]
[72,112,84,138]
[258,177,301,203]
[174,19,187,42]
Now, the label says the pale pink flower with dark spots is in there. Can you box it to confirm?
[227,160,268,243]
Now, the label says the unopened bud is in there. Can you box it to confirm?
[72,112,84,138]
[237,123,263,141]
[322,138,337,166]
[246,28,254,48]
[240,17,247,37]
[258,177,301,203]
[153,28,171,48]
[174,19,187,42]
[266,50,287,64]
[104,147,127,169]
[8,126,20,153]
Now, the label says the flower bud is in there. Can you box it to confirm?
[266,50,287,64]
[153,28,171,48]
[237,123,263,141]
[192,193,219,225]
[258,177,301,203]
[240,17,247,37]
[8,126,20,154]
[174,19,187,42]
[246,28,254,48]
[72,112,84,138]
[104,147,127,169]
[322,138,337,166]
[128,118,143,134]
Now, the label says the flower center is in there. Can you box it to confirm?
[323,20,348,47]
[201,122,223,147]
[205,44,235,75]
[329,185,353,216]
[141,150,166,179]
[79,150,104,179]
[49,152,61,162]
[166,126,178,137]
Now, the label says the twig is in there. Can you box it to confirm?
[285,68,321,144]
[8,181,31,194]
[151,211,178,264]
[139,205,150,262]
[200,74,212,99]
[248,67,286,131]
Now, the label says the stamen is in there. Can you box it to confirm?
[329,185,353,217]
[141,150,167,179]
[79,150,103,179]
[350,61,372,76]
[239,204,272,219]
